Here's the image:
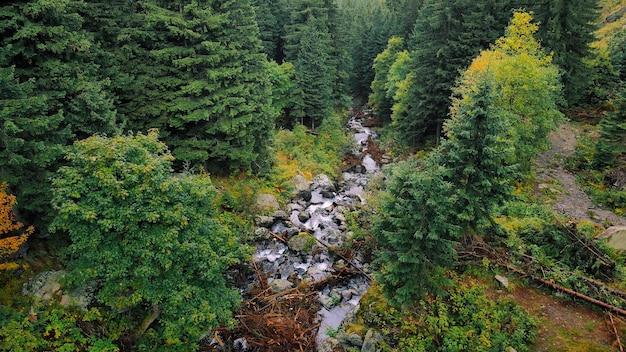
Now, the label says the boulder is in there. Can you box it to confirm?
[269,279,293,292]
[254,215,275,228]
[298,211,311,223]
[297,189,312,202]
[291,175,311,194]
[311,174,336,192]
[22,270,94,309]
[22,270,65,301]
[256,193,280,211]
[598,226,626,250]
[318,338,340,352]
[271,210,289,221]
[337,330,363,348]
[288,233,316,253]
[361,329,384,352]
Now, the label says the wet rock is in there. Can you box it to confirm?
[361,329,384,352]
[291,175,311,193]
[298,190,312,202]
[354,165,365,174]
[272,210,289,221]
[287,203,305,212]
[318,337,340,352]
[254,215,275,228]
[341,290,353,301]
[256,193,280,211]
[312,174,336,192]
[321,190,335,199]
[298,211,311,223]
[254,227,271,240]
[319,294,337,310]
[269,279,293,292]
[288,233,316,253]
[337,331,363,348]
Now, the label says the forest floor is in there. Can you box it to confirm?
[506,122,626,351]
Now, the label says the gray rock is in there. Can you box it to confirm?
[291,175,311,193]
[272,210,289,221]
[288,233,316,253]
[337,331,363,348]
[22,270,94,309]
[256,193,280,211]
[317,337,339,352]
[361,329,384,352]
[598,226,626,250]
[298,211,311,222]
[341,290,353,301]
[319,294,336,310]
[287,203,304,212]
[321,190,335,199]
[254,227,271,240]
[255,215,275,228]
[269,279,293,292]
[297,189,312,202]
[22,270,65,301]
[312,174,336,192]
[495,275,509,289]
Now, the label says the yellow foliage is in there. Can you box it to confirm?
[0,182,34,270]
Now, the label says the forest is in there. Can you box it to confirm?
[1,0,626,350]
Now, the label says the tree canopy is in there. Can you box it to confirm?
[50,132,250,344]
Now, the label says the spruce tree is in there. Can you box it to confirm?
[0,0,119,220]
[392,0,515,147]
[137,0,275,173]
[594,88,626,167]
[534,0,600,105]
[374,157,460,305]
[291,16,333,129]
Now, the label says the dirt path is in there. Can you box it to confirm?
[534,124,626,227]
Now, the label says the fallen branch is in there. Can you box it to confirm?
[608,312,624,352]
[504,264,626,317]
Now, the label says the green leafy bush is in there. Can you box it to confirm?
[358,278,537,352]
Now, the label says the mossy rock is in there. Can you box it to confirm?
[288,233,317,253]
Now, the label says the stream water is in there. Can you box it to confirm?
[252,108,381,348]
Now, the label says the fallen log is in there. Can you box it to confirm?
[504,264,626,317]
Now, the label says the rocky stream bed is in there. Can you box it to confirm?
[246,108,387,351]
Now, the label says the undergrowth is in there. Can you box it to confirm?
[355,277,537,352]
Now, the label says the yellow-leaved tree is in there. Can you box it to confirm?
[460,11,564,174]
[0,182,34,270]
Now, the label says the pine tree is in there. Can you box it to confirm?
[534,0,600,105]
[133,0,275,173]
[443,76,517,233]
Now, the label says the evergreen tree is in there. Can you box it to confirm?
[252,0,283,60]
[443,76,517,233]
[534,0,600,105]
[291,16,333,129]
[137,0,275,173]
[50,132,250,345]
[392,0,515,147]
[0,0,119,220]
[594,87,626,167]
[374,157,460,305]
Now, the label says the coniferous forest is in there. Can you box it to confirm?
[1,0,626,350]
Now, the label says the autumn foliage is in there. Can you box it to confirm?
[0,182,33,270]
